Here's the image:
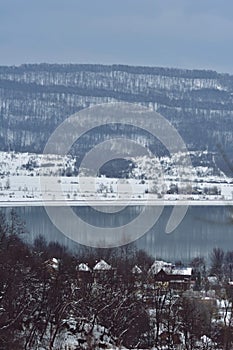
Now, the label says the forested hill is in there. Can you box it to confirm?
[0,63,233,159]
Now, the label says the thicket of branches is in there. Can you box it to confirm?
[0,210,233,349]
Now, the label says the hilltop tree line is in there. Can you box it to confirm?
[1,63,233,158]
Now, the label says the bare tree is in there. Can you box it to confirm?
[210,248,225,281]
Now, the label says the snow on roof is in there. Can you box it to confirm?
[132,265,142,274]
[200,335,215,345]
[78,263,91,272]
[149,260,172,274]
[207,276,218,284]
[44,257,59,271]
[172,267,192,276]
[52,258,59,270]
[52,258,59,264]
[93,259,111,271]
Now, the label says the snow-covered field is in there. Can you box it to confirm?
[0,151,232,205]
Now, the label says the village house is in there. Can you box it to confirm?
[93,259,116,282]
[148,262,194,291]
[76,262,93,284]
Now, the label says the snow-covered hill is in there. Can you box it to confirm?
[0,151,232,203]
[0,64,233,169]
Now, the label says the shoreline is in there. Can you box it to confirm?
[0,199,232,207]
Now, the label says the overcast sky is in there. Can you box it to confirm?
[1,0,233,73]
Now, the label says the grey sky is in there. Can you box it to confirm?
[0,0,233,73]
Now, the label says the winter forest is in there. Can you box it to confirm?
[0,210,233,349]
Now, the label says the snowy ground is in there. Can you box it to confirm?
[0,151,232,205]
